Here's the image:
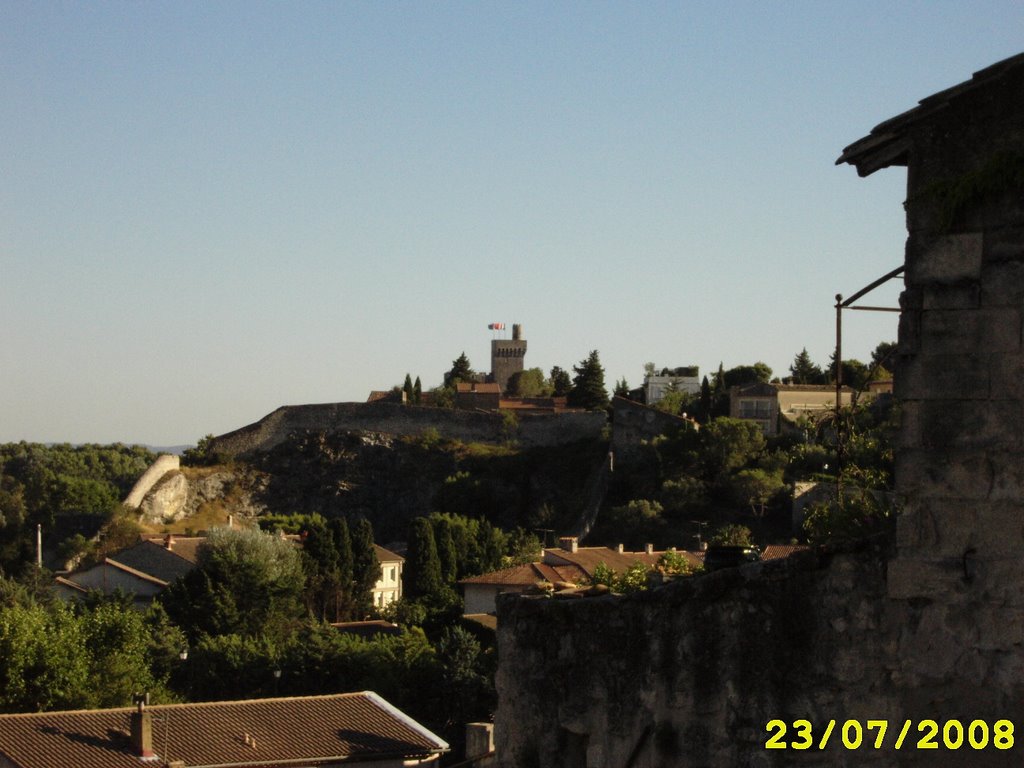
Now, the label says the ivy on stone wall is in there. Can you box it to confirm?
[909,149,1024,232]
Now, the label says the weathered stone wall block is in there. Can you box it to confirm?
[907,233,983,283]
[918,307,1020,354]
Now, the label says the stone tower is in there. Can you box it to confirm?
[838,52,1024,726]
[490,324,527,392]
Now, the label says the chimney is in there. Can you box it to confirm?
[645,543,654,555]
[559,536,578,553]
[164,534,174,551]
[616,543,624,553]
[130,698,155,758]
[466,723,496,766]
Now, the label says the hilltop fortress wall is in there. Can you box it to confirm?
[210,401,607,456]
[123,453,180,508]
[495,56,1024,768]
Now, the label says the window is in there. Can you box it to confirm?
[739,399,771,419]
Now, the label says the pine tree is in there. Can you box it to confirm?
[566,350,609,410]
[790,348,824,384]
[405,517,443,600]
[350,518,381,618]
[445,353,474,386]
[613,377,630,399]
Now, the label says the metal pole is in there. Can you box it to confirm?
[835,294,844,502]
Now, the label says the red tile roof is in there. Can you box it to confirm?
[760,544,808,561]
[0,692,447,768]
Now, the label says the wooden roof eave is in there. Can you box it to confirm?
[836,133,910,177]
[837,51,1024,176]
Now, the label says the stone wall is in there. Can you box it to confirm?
[610,396,692,461]
[123,454,180,508]
[496,539,1018,768]
[210,402,606,456]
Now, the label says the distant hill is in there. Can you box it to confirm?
[144,444,191,456]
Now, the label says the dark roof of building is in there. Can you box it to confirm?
[837,52,1024,176]
[373,544,404,564]
[691,545,808,563]
[0,692,448,768]
[59,538,201,592]
[455,382,501,394]
[542,546,701,576]
[733,383,854,396]
[459,561,587,587]
[119,537,202,574]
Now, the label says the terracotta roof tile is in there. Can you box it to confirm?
[761,544,808,561]
[0,692,447,768]
[543,547,665,576]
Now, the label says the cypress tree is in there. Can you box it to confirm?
[402,373,414,402]
[329,517,355,621]
[350,518,381,618]
[405,517,443,600]
[302,517,339,620]
[699,375,712,423]
[433,516,458,584]
[413,376,422,404]
[476,518,504,574]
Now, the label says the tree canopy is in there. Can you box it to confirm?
[162,526,306,639]
[549,366,572,397]
[506,368,549,398]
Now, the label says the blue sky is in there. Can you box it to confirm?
[3,2,1022,445]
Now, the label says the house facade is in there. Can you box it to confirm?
[643,372,700,404]
[729,382,855,435]
[372,544,404,609]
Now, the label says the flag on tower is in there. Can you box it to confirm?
[488,323,505,330]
